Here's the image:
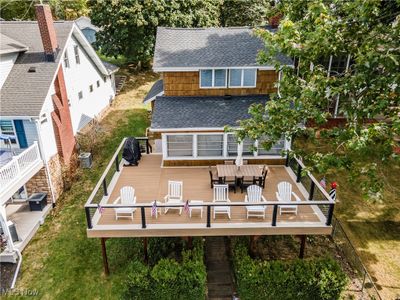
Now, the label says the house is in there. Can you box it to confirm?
[84,27,336,275]
[75,16,99,45]
[145,27,293,166]
[0,4,118,259]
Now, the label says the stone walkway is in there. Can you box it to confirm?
[205,237,235,300]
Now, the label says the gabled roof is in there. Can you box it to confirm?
[0,21,116,117]
[153,27,292,72]
[151,95,268,131]
[143,79,164,104]
[75,16,99,32]
[0,33,28,55]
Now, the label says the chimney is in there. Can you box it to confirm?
[35,4,58,62]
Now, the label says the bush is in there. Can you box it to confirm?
[122,238,206,300]
[232,239,348,300]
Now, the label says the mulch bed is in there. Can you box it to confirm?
[0,262,17,292]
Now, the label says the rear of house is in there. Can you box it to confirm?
[146,27,293,166]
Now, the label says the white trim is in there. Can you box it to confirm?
[199,69,228,89]
[151,127,226,132]
[143,91,164,104]
[228,68,257,88]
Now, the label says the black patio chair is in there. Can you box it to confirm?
[208,166,219,188]
[255,167,268,189]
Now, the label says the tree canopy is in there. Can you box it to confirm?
[220,0,272,27]
[89,0,221,67]
[236,0,400,200]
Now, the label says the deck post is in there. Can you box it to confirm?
[187,236,193,249]
[141,206,146,228]
[102,178,108,196]
[299,235,306,259]
[146,139,150,154]
[143,237,148,263]
[206,206,211,228]
[101,238,110,275]
[85,207,92,229]
[285,152,290,167]
[296,164,302,183]
[326,204,334,226]
[308,181,315,200]
[272,205,278,226]
[115,155,120,172]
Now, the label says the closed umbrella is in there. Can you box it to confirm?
[235,142,243,170]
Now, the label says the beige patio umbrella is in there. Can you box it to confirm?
[235,142,243,170]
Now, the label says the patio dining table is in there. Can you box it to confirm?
[216,164,265,179]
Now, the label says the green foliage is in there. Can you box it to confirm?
[123,238,206,300]
[232,239,348,300]
[220,0,273,27]
[0,0,88,20]
[147,237,184,265]
[89,0,221,67]
[237,0,400,200]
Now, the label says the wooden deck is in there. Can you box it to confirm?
[87,154,332,238]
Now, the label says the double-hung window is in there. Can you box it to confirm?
[64,50,70,68]
[197,134,223,157]
[0,120,17,144]
[229,69,256,87]
[167,135,193,157]
[74,45,80,64]
[200,69,227,88]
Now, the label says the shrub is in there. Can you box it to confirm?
[122,238,206,300]
[232,239,348,300]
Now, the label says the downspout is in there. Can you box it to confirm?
[34,119,57,207]
[10,249,22,289]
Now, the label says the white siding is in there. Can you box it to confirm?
[0,53,18,89]
[62,36,116,134]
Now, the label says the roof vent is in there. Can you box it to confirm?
[224,95,232,100]
[28,66,36,73]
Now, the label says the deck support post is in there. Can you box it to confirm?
[299,235,306,259]
[249,235,258,257]
[101,238,110,276]
[206,206,211,228]
[187,236,193,250]
[143,237,148,263]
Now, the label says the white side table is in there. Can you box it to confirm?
[189,200,204,218]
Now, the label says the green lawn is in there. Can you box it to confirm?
[294,138,400,300]
[9,108,150,299]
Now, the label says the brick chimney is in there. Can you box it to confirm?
[35,4,58,61]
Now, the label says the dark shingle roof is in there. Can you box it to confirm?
[101,60,119,74]
[0,21,74,117]
[153,27,292,70]
[143,79,164,103]
[151,95,268,129]
[0,33,28,54]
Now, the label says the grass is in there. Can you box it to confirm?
[294,137,400,300]
[7,69,158,299]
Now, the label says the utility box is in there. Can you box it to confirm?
[28,192,47,211]
[0,221,20,242]
[79,152,92,168]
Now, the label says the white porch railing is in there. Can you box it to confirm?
[0,142,42,193]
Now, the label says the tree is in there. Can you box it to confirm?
[89,0,221,67]
[236,0,400,200]
[0,0,88,20]
[219,0,273,27]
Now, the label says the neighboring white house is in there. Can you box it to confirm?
[0,4,118,260]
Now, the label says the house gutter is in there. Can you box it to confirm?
[34,119,56,207]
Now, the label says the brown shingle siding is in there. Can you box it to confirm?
[163,70,277,97]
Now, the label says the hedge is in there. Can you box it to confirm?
[232,240,348,300]
[122,238,206,300]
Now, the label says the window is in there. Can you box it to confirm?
[103,76,107,82]
[96,80,100,88]
[257,137,285,155]
[78,91,83,99]
[0,120,17,144]
[229,69,257,87]
[40,113,48,124]
[64,50,69,68]
[74,45,80,64]
[227,134,254,156]
[167,135,193,157]
[200,69,227,88]
[89,85,93,92]
[329,55,349,76]
[197,135,223,157]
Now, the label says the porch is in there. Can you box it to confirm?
[85,138,335,238]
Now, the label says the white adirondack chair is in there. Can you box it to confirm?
[245,185,267,219]
[213,184,231,219]
[275,181,302,215]
[164,181,183,214]
[113,186,136,220]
